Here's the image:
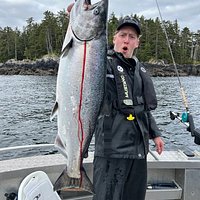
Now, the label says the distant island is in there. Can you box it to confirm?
[0,57,200,77]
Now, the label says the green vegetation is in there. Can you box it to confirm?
[0,11,199,64]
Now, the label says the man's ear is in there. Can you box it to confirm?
[113,35,116,45]
[136,38,140,48]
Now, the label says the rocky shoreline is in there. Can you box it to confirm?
[0,58,59,76]
[143,62,200,77]
[0,58,200,76]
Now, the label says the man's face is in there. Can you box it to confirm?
[113,26,140,58]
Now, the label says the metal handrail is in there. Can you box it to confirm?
[0,144,55,153]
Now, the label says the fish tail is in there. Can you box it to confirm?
[50,102,58,121]
[53,167,94,194]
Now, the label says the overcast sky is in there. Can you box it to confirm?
[0,0,199,32]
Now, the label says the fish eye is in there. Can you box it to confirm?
[93,7,100,15]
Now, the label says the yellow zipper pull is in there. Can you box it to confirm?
[127,114,135,121]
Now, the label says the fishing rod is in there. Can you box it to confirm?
[155,0,200,145]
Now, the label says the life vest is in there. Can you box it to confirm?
[107,52,157,117]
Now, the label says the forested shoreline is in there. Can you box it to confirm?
[0,10,200,76]
[0,10,200,64]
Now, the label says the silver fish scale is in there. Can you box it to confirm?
[81,39,106,132]
[56,41,106,179]
[53,0,108,180]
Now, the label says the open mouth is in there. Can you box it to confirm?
[123,47,128,51]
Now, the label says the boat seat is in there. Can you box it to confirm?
[18,171,61,200]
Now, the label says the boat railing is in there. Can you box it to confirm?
[0,144,55,153]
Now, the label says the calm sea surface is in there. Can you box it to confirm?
[0,75,200,160]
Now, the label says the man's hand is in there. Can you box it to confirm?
[67,3,75,15]
[153,136,164,155]
[67,1,89,15]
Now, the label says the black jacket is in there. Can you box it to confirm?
[94,51,161,159]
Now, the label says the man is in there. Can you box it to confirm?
[93,16,164,200]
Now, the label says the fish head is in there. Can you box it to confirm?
[70,0,108,41]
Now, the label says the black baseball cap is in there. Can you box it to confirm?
[117,16,141,35]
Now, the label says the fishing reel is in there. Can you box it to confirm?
[170,111,200,145]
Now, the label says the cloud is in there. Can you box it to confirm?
[0,0,199,32]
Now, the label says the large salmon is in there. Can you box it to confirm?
[51,0,108,193]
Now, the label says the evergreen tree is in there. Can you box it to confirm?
[107,12,118,48]
[0,27,16,62]
[0,10,199,64]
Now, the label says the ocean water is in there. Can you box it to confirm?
[0,75,200,160]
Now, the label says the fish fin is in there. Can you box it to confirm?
[53,167,94,194]
[80,167,94,194]
[50,102,58,121]
[61,26,73,56]
[54,134,68,158]
[61,38,73,57]
[55,134,64,148]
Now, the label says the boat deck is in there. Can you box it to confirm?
[1,150,200,200]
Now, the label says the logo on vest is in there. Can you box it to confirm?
[123,99,133,106]
[117,65,124,73]
[140,67,146,73]
[120,75,129,98]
